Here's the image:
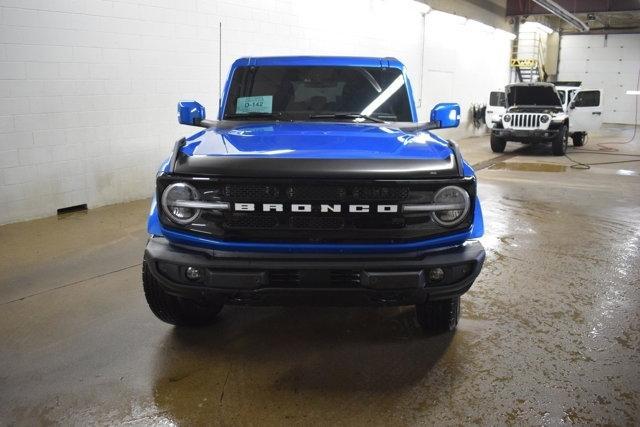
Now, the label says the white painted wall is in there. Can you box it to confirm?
[558,34,640,125]
[0,0,511,224]
[419,11,512,139]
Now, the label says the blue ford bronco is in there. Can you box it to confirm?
[143,56,485,332]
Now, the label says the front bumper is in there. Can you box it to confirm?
[144,237,485,306]
[492,127,559,141]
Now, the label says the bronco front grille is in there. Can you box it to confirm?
[158,177,476,244]
[510,113,543,129]
[221,183,409,202]
[267,269,361,288]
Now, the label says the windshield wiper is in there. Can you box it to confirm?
[224,112,288,120]
[308,113,386,123]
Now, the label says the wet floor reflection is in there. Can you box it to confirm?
[151,306,455,424]
[488,162,567,172]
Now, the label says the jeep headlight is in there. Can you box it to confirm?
[503,114,511,123]
[540,114,550,124]
[161,182,201,224]
[431,186,470,227]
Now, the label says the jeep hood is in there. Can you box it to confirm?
[173,122,461,179]
[506,85,562,107]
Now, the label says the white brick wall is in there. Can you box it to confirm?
[0,0,511,224]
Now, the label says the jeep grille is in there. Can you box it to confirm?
[510,113,544,129]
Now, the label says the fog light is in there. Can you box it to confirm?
[428,267,445,282]
[185,266,203,281]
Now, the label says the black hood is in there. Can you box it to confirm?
[506,85,562,107]
[507,106,562,114]
[170,122,464,179]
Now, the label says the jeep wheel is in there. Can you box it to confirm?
[416,297,460,333]
[143,262,223,327]
[552,124,568,156]
[490,134,506,153]
[572,132,586,147]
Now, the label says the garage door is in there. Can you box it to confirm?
[558,34,639,125]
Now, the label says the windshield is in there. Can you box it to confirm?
[489,91,505,107]
[222,66,412,121]
[558,90,566,105]
[506,86,562,107]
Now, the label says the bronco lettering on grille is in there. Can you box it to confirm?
[233,203,399,213]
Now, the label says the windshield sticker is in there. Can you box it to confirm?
[236,95,273,114]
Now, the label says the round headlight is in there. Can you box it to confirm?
[161,182,200,224]
[540,114,550,123]
[431,186,470,227]
[503,114,511,123]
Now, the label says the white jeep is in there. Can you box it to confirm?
[490,83,603,156]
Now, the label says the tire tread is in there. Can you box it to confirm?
[416,297,460,333]
[490,134,506,153]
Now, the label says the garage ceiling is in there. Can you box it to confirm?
[506,0,640,34]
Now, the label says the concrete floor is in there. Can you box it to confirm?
[1,125,639,425]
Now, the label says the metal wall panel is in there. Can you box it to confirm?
[558,34,640,124]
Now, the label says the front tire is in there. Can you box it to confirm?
[416,297,460,333]
[490,134,506,153]
[572,132,586,147]
[552,124,568,156]
[143,262,223,327]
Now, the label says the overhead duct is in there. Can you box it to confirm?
[532,0,590,32]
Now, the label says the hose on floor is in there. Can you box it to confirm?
[564,152,640,170]
[564,66,640,170]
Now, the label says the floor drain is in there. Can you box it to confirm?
[57,204,88,216]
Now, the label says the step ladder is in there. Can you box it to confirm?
[510,31,547,83]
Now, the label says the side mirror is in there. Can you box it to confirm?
[569,102,576,109]
[177,100,206,125]
[429,103,461,129]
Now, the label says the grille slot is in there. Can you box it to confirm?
[267,269,361,288]
[288,185,347,201]
[330,270,361,287]
[511,113,543,129]
[353,186,409,201]
[269,270,301,287]
[224,184,280,200]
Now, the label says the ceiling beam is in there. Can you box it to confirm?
[507,0,640,16]
[532,0,590,31]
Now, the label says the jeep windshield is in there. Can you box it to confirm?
[506,85,562,108]
[222,66,412,122]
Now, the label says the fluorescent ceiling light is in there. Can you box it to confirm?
[626,90,640,95]
[532,0,589,32]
